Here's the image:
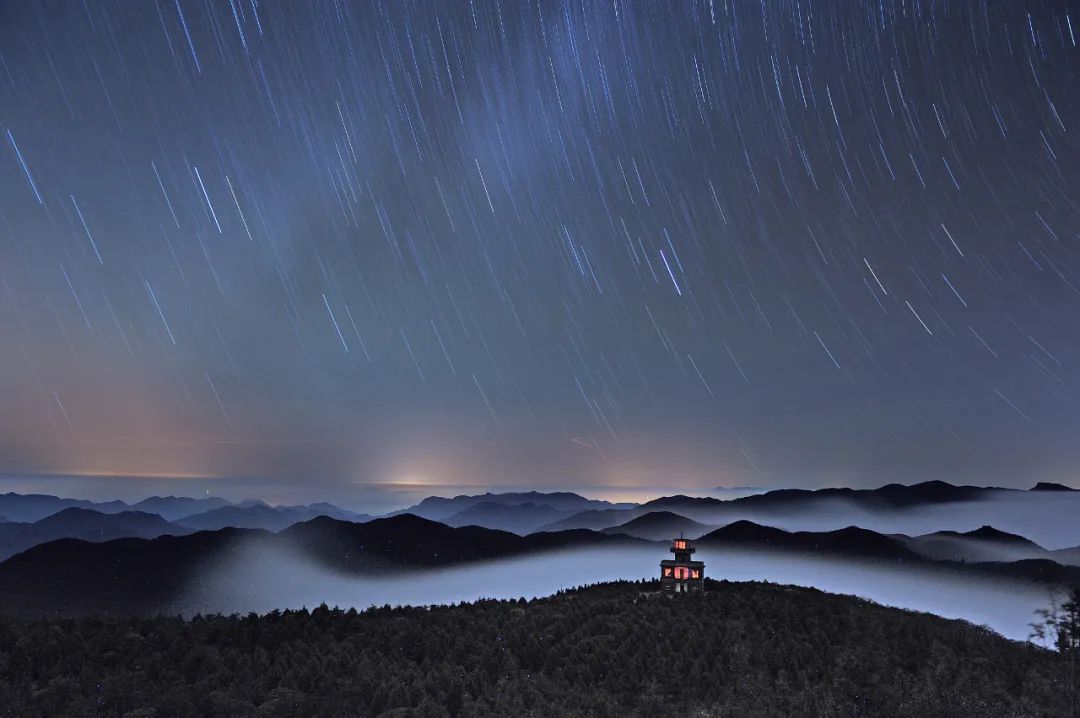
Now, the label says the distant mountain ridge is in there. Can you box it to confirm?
[129,496,232,521]
[440,501,572,534]
[0,493,130,523]
[0,494,374,559]
[647,480,995,512]
[538,507,635,532]
[178,505,308,532]
[176,504,372,532]
[0,508,187,562]
[694,519,1080,576]
[393,490,635,534]
[399,491,632,519]
[0,491,370,526]
[1,481,1077,567]
[586,510,1080,569]
[543,480,1076,534]
[1,480,1069,529]
[1031,482,1077,491]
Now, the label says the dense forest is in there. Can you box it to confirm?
[0,580,1074,717]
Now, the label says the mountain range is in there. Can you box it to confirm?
[0,480,1079,619]
[0,493,372,550]
[534,480,1080,538]
[599,509,1080,569]
[0,507,185,562]
[0,514,642,617]
[176,503,371,532]
[0,492,371,525]
[1,480,1079,568]
[1,505,1079,619]
[392,491,634,534]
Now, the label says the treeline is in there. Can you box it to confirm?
[0,580,1073,717]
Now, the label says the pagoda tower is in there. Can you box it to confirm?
[659,536,704,593]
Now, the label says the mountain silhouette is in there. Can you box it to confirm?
[398,491,631,522]
[950,525,1040,546]
[277,514,641,572]
[650,480,993,513]
[177,503,372,532]
[0,493,129,523]
[696,520,1080,582]
[906,526,1058,564]
[601,511,710,540]
[543,481,1006,533]
[1031,482,1077,491]
[0,508,186,562]
[699,521,920,561]
[286,502,372,523]
[0,528,260,617]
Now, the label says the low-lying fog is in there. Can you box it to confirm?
[176,542,1055,644]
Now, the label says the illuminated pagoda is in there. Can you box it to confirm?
[659,536,704,593]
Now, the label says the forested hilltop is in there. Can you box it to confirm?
[0,580,1073,717]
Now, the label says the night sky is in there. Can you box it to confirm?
[2,0,1079,502]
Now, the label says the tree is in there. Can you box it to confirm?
[1031,586,1080,715]
[1060,589,1080,655]
[1031,586,1080,654]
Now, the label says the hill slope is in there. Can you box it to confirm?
[0,580,1070,716]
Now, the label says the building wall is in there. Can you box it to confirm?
[659,561,705,592]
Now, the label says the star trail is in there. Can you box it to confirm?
[2,0,1079,495]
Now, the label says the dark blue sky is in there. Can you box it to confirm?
[2,0,1079,500]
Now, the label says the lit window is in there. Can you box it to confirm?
[663,568,672,577]
[691,570,700,579]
